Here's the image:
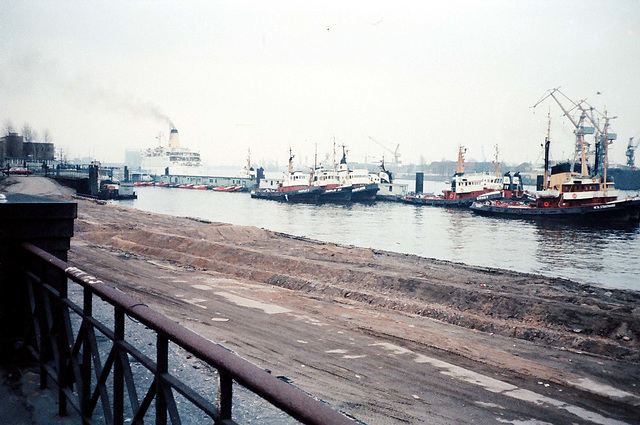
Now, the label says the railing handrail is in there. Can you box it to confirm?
[21,242,356,425]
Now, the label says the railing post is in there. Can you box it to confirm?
[81,290,93,420]
[51,266,69,417]
[114,306,125,425]
[157,334,168,425]
[218,370,233,422]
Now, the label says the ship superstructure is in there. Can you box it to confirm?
[140,125,202,175]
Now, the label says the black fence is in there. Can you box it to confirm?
[20,242,355,425]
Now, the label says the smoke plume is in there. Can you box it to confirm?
[3,49,172,126]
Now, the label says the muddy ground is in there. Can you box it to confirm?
[3,176,640,424]
[71,190,640,362]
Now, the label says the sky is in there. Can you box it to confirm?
[1,0,639,169]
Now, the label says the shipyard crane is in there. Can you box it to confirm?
[532,88,594,177]
[572,99,617,177]
[534,89,621,178]
[627,136,640,168]
[368,136,401,165]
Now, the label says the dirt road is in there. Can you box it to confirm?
[4,176,640,424]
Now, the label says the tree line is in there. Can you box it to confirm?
[3,118,52,143]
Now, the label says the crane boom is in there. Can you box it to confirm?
[533,88,595,176]
[368,136,401,164]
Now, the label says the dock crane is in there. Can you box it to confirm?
[534,88,618,178]
[368,136,401,165]
[627,137,640,168]
[532,88,594,177]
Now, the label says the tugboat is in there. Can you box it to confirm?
[471,111,640,224]
[402,146,502,207]
[336,145,379,202]
[368,157,408,200]
[310,143,352,202]
[250,149,321,202]
[311,166,352,202]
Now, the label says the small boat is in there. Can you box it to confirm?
[251,149,321,202]
[471,110,640,224]
[402,146,502,207]
[369,158,408,201]
[213,185,246,192]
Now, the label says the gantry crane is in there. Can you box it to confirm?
[627,137,640,168]
[368,136,401,165]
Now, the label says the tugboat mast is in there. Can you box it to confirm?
[543,111,551,190]
[603,112,612,198]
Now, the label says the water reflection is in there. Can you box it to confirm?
[535,222,609,274]
[533,221,639,286]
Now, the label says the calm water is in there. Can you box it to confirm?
[116,181,640,291]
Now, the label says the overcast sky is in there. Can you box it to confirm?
[1,1,639,168]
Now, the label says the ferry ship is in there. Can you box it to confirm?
[140,126,202,175]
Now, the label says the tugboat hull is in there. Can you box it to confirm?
[350,183,379,202]
[251,186,321,203]
[402,195,477,207]
[471,198,640,223]
[318,186,352,202]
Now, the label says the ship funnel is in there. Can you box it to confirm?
[168,126,180,149]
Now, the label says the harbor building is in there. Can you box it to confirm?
[1,132,55,167]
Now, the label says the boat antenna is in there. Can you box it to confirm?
[494,144,500,177]
[543,111,551,190]
[333,136,336,171]
[314,142,318,172]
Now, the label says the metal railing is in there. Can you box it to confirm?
[20,242,356,425]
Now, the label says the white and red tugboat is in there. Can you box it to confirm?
[471,111,640,224]
[402,146,503,207]
[251,149,321,202]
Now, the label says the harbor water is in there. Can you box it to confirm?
[116,180,640,291]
